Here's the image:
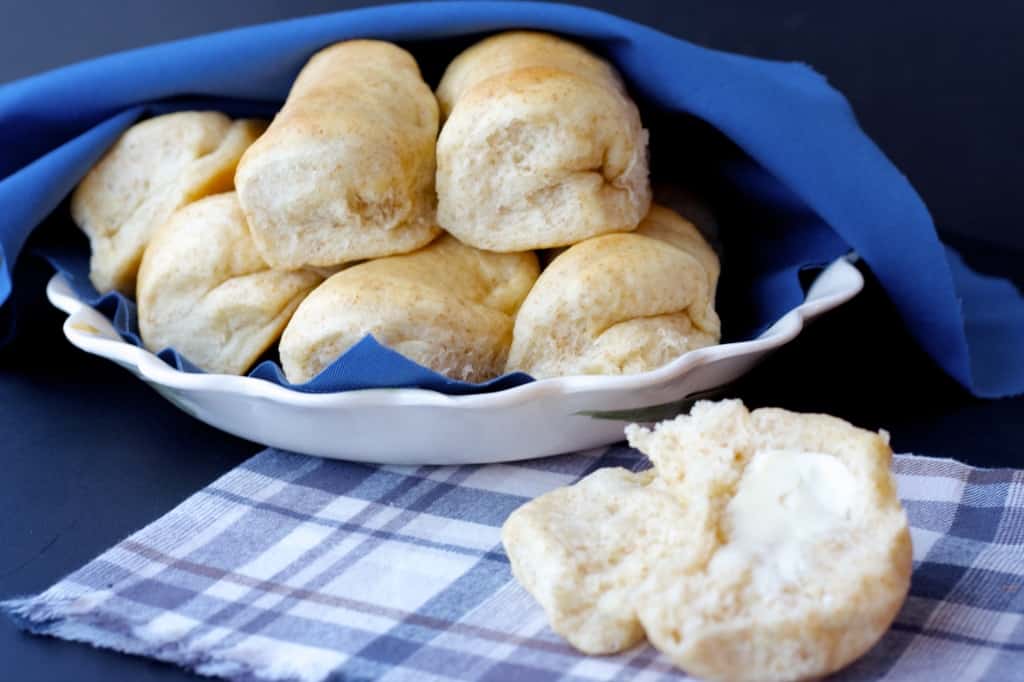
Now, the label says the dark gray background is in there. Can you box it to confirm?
[2,2,1023,680]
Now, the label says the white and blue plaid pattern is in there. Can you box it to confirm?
[5,446,1024,681]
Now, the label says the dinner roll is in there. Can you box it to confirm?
[279,235,540,384]
[506,204,720,378]
[71,111,265,295]
[137,193,321,376]
[502,400,912,682]
[435,31,651,252]
[235,40,441,269]
[628,401,912,681]
[502,466,701,655]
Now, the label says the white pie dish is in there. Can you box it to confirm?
[46,256,862,465]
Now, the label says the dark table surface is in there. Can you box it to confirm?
[2,2,1023,680]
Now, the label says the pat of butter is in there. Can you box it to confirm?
[711,449,858,587]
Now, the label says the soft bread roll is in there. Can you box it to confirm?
[279,235,540,384]
[502,400,912,682]
[235,40,441,269]
[637,204,720,287]
[137,193,321,375]
[71,112,266,295]
[435,31,651,251]
[629,402,912,681]
[501,466,703,655]
[506,204,720,378]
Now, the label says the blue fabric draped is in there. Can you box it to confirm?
[2,2,1021,396]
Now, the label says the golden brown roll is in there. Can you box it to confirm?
[279,235,539,384]
[506,204,720,378]
[137,193,321,376]
[235,40,441,269]
[71,111,265,295]
[435,31,651,252]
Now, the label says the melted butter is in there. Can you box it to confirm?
[711,449,858,588]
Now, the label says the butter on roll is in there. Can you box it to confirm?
[503,400,912,682]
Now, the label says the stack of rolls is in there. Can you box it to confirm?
[71,32,721,383]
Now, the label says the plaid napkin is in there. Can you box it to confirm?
[4,445,1024,682]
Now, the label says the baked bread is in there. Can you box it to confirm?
[137,193,321,375]
[501,466,701,655]
[506,204,721,378]
[71,111,265,295]
[279,235,540,384]
[502,400,912,682]
[235,40,441,269]
[435,31,651,252]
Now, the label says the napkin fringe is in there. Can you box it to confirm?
[2,593,314,682]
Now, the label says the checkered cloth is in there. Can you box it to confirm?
[5,445,1024,681]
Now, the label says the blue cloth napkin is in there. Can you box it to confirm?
[5,445,1023,681]
[2,1,1022,397]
